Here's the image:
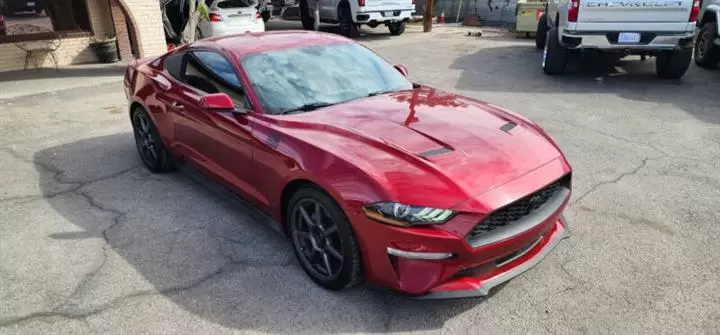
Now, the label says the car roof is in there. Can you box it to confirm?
[191,30,355,58]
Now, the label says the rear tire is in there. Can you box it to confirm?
[287,187,363,290]
[388,22,405,36]
[299,0,314,30]
[694,21,720,69]
[542,27,568,75]
[535,13,547,49]
[338,2,359,37]
[656,48,692,79]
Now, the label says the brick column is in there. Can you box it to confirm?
[110,0,133,60]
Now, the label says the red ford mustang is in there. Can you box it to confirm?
[124,31,572,299]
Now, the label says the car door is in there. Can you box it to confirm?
[169,49,269,207]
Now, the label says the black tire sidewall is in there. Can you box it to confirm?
[543,27,568,75]
[338,3,358,37]
[535,14,547,49]
[287,187,363,290]
[299,0,314,30]
[389,22,405,35]
[131,108,173,173]
[656,48,692,79]
[694,21,720,68]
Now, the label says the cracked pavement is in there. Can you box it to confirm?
[1,24,719,334]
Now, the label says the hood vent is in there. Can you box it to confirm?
[419,147,453,158]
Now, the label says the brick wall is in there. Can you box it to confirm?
[0,0,166,72]
[121,0,167,57]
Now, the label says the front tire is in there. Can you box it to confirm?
[535,13,547,49]
[287,187,363,290]
[388,22,405,36]
[542,27,568,75]
[656,48,692,79]
[131,107,174,173]
[694,21,720,69]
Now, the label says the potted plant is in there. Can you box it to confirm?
[89,35,119,63]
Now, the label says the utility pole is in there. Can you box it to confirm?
[423,0,434,32]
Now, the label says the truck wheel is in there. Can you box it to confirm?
[535,13,547,49]
[299,0,314,30]
[656,49,692,79]
[694,21,720,69]
[338,3,358,37]
[542,27,568,75]
[388,22,405,36]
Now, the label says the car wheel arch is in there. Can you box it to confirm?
[129,101,145,120]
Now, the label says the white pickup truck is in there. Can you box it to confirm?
[536,0,701,78]
[297,0,415,37]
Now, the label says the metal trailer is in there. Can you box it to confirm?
[514,0,545,36]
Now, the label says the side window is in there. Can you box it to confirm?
[163,52,186,81]
[184,51,250,109]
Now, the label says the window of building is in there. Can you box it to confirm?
[0,0,93,43]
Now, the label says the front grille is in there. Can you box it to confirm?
[468,174,570,239]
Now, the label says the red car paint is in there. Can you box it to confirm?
[125,31,572,298]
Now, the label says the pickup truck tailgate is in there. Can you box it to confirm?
[578,0,693,22]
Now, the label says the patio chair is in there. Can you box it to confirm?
[6,24,62,71]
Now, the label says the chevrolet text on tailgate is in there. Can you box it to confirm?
[535,0,700,78]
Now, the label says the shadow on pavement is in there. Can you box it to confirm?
[449,44,720,124]
[35,133,483,333]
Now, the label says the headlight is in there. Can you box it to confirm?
[362,202,456,227]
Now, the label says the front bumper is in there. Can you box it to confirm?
[560,31,695,51]
[417,217,569,299]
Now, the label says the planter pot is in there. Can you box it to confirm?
[90,40,119,63]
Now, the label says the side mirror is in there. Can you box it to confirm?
[394,64,408,77]
[199,93,235,111]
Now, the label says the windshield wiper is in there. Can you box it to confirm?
[279,102,335,115]
[366,89,398,97]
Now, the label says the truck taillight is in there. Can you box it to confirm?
[358,0,365,6]
[568,0,579,22]
[256,11,261,19]
[689,0,700,22]
[412,0,415,4]
[209,13,223,22]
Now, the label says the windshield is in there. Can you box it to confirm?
[240,42,413,115]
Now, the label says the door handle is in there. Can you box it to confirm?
[170,102,185,110]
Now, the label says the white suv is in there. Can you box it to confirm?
[537,0,700,78]
[298,0,415,37]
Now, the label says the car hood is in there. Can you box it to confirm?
[274,88,563,207]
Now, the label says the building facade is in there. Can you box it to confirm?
[0,0,167,72]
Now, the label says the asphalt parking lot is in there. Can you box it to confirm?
[1,21,719,334]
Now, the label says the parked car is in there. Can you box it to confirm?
[196,0,265,38]
[694,0,720,69]
[297,0,415,37]
[2,0,45,16]
[123,31,572,298]
[537,0,699,78]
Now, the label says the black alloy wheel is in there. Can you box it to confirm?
[131,108,174,173]
[288,187,363,290]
